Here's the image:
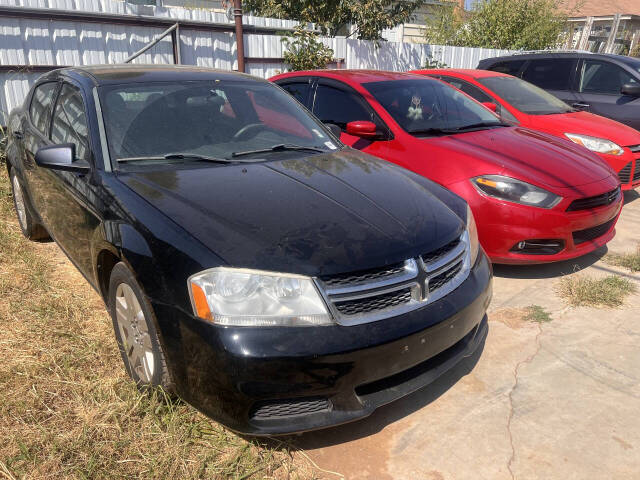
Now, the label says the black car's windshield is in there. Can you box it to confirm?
[100,80,340,165]
[620,56,640,75]
[478,76,574,115]
[363,78,504,135]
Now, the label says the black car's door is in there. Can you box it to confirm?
[21,81,60,214]
[574,58,640,130]
[39,81,99,278]
[520,58,579,106]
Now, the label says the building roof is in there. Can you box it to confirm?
[561,0,640,17]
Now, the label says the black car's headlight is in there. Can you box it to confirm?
[471,175,561,209]
[188,267,333,326]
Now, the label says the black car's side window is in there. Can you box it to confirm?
[489,60,526,76]
[280,82,311,107]
[313,85,376,129]
[29,82,58,136]
[521,59,575,90]
[579,60,638,95]
[50,84,90,162]
[439,77,493,103]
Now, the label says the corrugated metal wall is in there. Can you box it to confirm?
[0,0,512,123]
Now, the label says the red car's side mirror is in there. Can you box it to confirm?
[482,102,498,112]
[346,120,378,139]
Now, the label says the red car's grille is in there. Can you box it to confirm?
[572,218,616,245]
[566,187,620,212]
[619,162,632,184]
[634,160,640,182]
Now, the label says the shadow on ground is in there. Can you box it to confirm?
[264,332,487,450]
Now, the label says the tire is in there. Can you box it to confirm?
[108,262,174,392]
[9,168,50,241]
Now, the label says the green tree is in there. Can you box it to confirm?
[424,0,569,50]
[245,0,425,40]
[282,27,334,71]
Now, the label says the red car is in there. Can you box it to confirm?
[271,70,622,264]
[413,69,640,190]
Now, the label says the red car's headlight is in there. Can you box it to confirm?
[471,175,562,209]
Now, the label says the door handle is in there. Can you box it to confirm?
[12,130,23,139]
[572,102,590,109]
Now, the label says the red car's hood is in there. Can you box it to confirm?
[423,126,615,189]
[525,111,640,147]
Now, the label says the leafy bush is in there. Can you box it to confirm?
[424,0,568,50]
[283,27,334,71]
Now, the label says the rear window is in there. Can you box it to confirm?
[521,59,576,90]
[487,60,526,77]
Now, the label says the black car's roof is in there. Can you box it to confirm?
[45,64,265,86]
[480,51,637,65]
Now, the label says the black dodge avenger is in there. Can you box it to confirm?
[6,65,492,435]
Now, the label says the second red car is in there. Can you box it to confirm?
[414,68,640,190]
[271,70,622,264]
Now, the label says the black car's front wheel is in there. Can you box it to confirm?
[9,169,50,241]
[108,262,173,392]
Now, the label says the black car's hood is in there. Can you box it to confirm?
[118,149,464,276]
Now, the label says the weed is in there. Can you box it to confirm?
[523,305,552,323]
[557,275,636,308]
[604,247,640,273]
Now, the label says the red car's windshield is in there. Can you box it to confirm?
[478,76,573,115]
[363,79,503,135]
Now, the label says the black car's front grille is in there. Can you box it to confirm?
[572,218,616,245]
[250,398,330,420]
[567,187,620,212]
[429,260,463,293]
[334,288,412,316]
[318,234,470,323]
[320,262,406,288]
[421,239,460,264]
[619,162,632,184]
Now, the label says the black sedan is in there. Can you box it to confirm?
[5,65,492,435]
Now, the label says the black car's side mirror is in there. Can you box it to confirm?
[35,144,90,173]
[621,83,640,97]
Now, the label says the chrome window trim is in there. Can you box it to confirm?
[92,87,112,172]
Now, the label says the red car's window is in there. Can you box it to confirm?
[478,76,572,115]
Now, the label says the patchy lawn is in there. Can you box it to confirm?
[556,274,636,308]
[0,165,317,479]
[605,247,640,273]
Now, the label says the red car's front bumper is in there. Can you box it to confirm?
[451,178,623,265]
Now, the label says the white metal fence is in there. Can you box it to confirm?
[0,0,513,123]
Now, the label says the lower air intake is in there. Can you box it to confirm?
[250,398,330,420]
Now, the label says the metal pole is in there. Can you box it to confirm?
[171,23,181,64]
[124,23,178,64]
[233,0,245,72]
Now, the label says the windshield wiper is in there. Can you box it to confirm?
[407,127,453,136]
[231,144,326,158]
[441,122,507,132]
[118,153,236,164]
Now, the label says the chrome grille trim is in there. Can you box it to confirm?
[316,232,472,326]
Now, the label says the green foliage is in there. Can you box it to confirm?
[424,0,568,50]
[423,54,448,69]
[245,0,425,40]
[523,305,552,323]
[282,27,334,71]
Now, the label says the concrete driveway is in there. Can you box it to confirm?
[291,190,640,480]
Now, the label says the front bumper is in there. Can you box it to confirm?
[452,178,623,265]
[152,253,492,435]
[599,150,640,191]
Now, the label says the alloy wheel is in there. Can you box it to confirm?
[114,283,155,383]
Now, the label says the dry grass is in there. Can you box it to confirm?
[0,167,318,479]
[556,275,636,308]
[604,247,640,273]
